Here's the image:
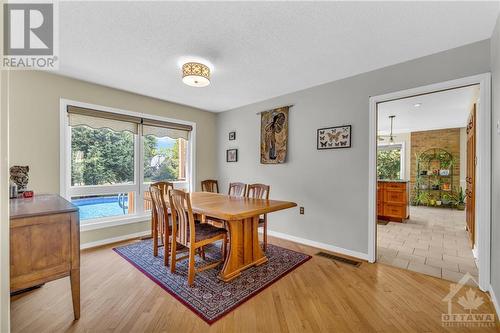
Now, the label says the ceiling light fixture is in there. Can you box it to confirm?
[182,62,210,87]
[388,115,395,145]
[413,103,422,108]
[378,115,396,144]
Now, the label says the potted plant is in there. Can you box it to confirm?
[414,191,430,206]
[431,179,440,190]
[456,187,466,210]
[442,193,456,206]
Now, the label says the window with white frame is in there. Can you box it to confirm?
[377,143,405,180]
[62,102,193,225]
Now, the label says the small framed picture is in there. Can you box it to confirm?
[226,149,238,162]
[317,125,352,150]
[229,131,236,141]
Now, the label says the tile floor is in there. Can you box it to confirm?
[377,206,478,285]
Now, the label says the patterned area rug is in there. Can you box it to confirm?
[113,239,311,324]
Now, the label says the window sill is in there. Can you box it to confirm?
[80,213,151,232]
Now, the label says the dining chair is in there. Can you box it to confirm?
[149,182,173,265]
[201,179,219,193]
[228,182,247,197]
[200,179,223,228]
[246,183,270,251]
[150,182,174,258]
[169,189,227,286]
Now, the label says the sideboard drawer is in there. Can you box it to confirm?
[385,182,406,191]
[384,190,407,204]
[384,204,406,218]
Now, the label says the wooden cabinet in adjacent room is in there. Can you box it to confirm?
[377,181,409,222]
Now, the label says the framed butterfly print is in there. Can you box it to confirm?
[317,125,352,150]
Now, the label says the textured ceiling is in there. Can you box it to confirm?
[57,1,499,112]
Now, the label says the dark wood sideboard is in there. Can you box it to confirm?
[377,181,410,223]
[10,194,80,320]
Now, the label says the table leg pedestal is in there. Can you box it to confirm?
[219,216,268,282]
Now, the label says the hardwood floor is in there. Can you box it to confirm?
[11,236,499,332]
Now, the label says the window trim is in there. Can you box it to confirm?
[377,142,406,180]
[59,98,197,229]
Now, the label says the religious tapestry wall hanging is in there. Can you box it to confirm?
[260,106,289,164]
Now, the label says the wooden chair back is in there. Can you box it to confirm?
[246,183,270,199]
[228,182,247,197]
[169,189,196,246]
[201,179,219,193]
[150,181,174,196]
[149,185,170,237]
[246,183,271,251]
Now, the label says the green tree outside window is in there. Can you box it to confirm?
[71,126,183,186]
[377,147,402,180]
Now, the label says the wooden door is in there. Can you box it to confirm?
[466,104,476,247]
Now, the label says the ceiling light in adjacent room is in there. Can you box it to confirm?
[182,62,210,87]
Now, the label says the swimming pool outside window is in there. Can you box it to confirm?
[61,101,195,226]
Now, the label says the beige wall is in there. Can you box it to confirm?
[7,71,217,244]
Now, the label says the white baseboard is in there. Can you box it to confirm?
[489,285,500,319]
[84,228,370,260]
[265,230,369,261]
[80,230,150,250]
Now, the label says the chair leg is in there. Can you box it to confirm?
[153,217,158,257]
[163,233,169,266]
[170,240,177,273]
[199,247,206,260]
[187,247,196,286]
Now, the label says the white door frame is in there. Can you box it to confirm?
[368,73,491,291]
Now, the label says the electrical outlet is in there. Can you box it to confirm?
[299,207,304,215]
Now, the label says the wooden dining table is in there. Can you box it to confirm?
[187,192,297,282]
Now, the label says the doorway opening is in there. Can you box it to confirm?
[368,74,491,291]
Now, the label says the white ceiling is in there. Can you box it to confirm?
[377,85,479,134]
[57,1,499,112]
